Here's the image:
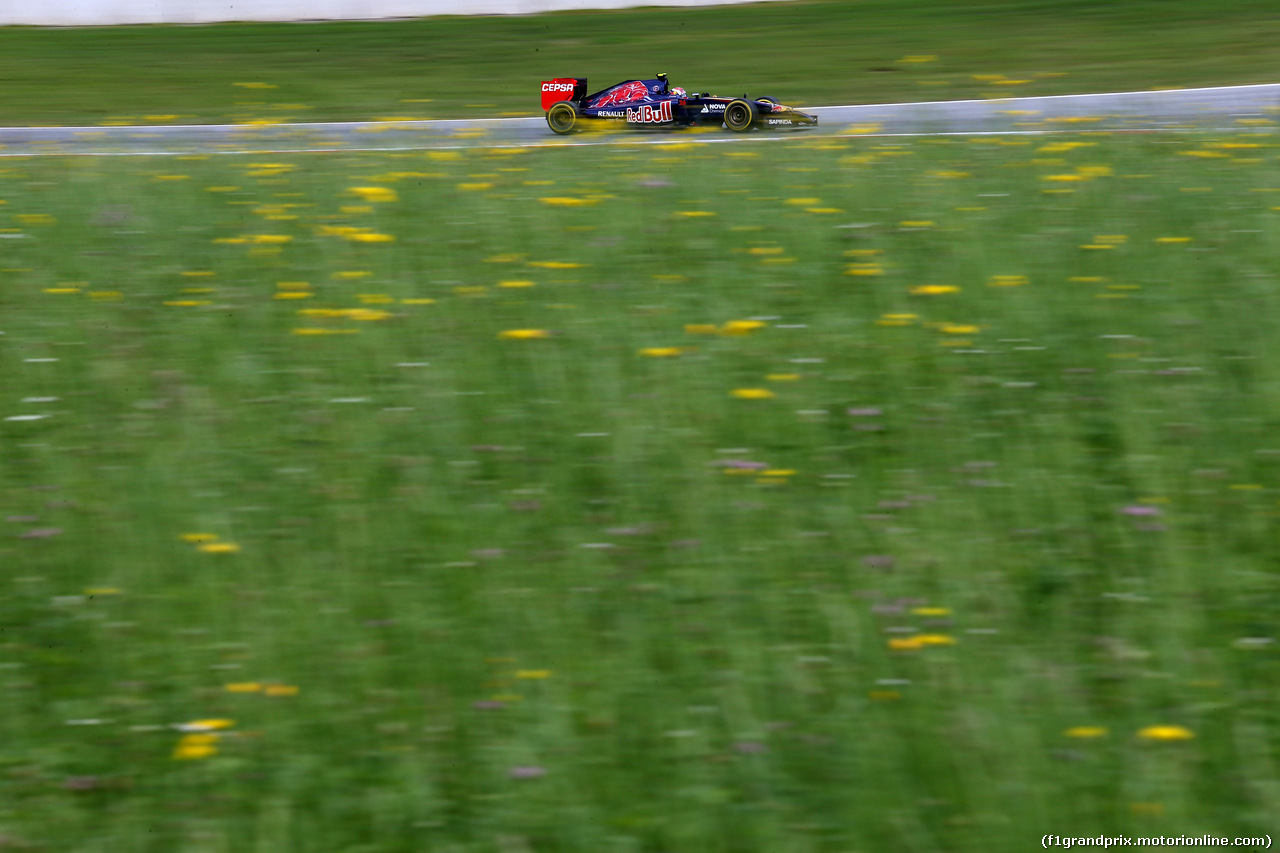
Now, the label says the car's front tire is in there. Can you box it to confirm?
[546,101,580,135]
[724,99,757,132]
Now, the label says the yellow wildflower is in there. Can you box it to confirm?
[1137,725,1194,741]
[225,682,262,693]
[731,388,775,400]
[915,634,957,646]
[198,542,240,554]
[721,319,767,335]
[348,186,398,202]
[342,309,388,321]
[515,670,552,679]
[1064,726,1109,738]
[186,719,235,731]
[498,329,551,340]
[173,734,219,760]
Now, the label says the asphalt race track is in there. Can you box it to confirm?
[1,83,1278,156]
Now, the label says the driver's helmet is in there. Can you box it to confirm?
[670,87,686,98]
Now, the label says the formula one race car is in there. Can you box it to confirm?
[540,73,818,134]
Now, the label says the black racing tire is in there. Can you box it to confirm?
[546,101,580,135]
[724,99,757,132]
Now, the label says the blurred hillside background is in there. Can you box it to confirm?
[1,0,1279,125]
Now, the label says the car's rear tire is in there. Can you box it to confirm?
[724,99,757,132]
[546,101,580,135]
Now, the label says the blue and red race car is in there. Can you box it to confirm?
[540,73,818,134]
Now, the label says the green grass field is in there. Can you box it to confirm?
[2,0,1280,126]
[2,130,1280,850]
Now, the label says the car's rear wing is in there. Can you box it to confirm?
[540,78,587,111]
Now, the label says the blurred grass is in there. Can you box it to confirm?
[1,0,1280,125]
[2,133,1280,849]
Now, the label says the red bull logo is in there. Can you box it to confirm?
[625,101,673,124]
[592,81,650,108]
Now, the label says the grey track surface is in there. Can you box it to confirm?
[2,83,1278,156]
